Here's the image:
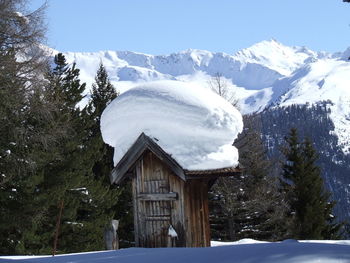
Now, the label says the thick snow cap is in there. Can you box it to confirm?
[100,80,243,170]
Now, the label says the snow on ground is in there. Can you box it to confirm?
[100,80,243,170]
[2,240,350,263]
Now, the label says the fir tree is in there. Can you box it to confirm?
[84,63,133,248]
[86,63,118,184]
[23,53,91,254]
[0,0,48,254]
[281,128,343,239]
[211,115,288,241]
[89,63,119,122]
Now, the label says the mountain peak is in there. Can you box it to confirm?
[233,39,318,76]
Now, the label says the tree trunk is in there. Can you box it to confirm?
[52,200,64,256]
[228,216,235,240]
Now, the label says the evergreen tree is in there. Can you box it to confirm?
[281,128,343,239]
[84,63,133,248]
[1,55,131,254]
[19,53,92,254]
[211,115,288,241]
[259,102,350,228]
[86,63,118,184]
[0,0,48,254]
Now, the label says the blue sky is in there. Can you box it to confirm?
[29,0,350,55]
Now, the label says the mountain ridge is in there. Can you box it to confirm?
[58,40,350,154]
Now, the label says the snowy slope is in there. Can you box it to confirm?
[2,240,350,263]
[272,58,350,153]
[59,40,350,153]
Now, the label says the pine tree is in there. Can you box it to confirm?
[21,53,92,254]
[211,115,288,241]
[0,0,48,254]
[84,63,133,248]
[281,128,343,239]
[86,63,118,185]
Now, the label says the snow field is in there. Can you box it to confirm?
[2,239,350,263]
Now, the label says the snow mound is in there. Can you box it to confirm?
[100,80,243,170]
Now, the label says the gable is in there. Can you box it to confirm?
[110,133,186,184]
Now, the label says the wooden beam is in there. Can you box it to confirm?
[138,193,178,201]
[145,216,171,221]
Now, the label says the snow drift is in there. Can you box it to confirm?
[100,80,243,170]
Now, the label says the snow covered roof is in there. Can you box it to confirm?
[100,80,243,181]
[108,133,241,184]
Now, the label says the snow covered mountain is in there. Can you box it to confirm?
[62,38,334,99]
[61,39,349,153]
[63,39,327,90]
[272,58,350,153]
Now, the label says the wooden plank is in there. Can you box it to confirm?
[150,174,156,247]
[199,181,205,247]
[137,159,147,247]
[154,195,160,246]
[145,216,171,221]
[132,176,139,247]
[202,180,211,247]
[168,169,185,247]
[143,156,151,247]
[138,193,178,201]
[182,179,211,247]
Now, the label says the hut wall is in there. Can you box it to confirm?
[132,151,186,247]
[184,179,211,247]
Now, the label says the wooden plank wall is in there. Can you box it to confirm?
[184,179,211,247]
[133,151,186,247]
[168,163,186,247]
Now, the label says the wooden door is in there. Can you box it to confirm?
[133,152,178,247]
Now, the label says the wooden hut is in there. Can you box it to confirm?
[110,132,240,248]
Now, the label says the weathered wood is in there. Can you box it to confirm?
[128,146,230,248]
[138,193,178,201]
[183,179,211,247]
[145,216,171,221]
[110,133,186,184]
[168,167,185,247]
[133,151,178,247]
[132,176,139,247]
